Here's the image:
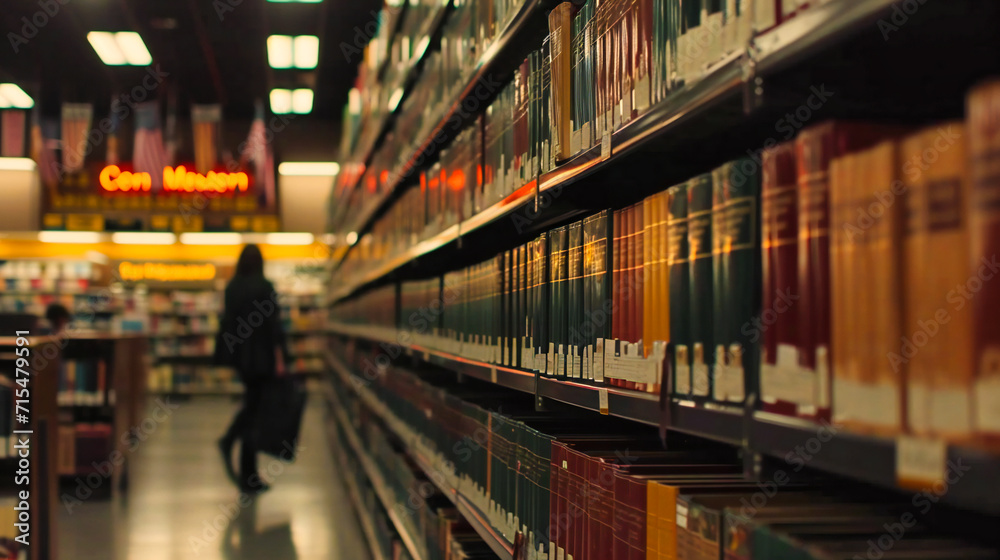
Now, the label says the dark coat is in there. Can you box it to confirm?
[218,274,289,380]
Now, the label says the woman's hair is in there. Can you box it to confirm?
[45,303,71,325]
[235,244,265,277]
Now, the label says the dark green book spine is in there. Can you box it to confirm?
[596,209,613,342]
[688,174,714,400]
[537,233,550,370]
[582,214,596,378]
[726,157,761,405]
[712,165,729,404]
[557,226,569,376]
[669,183,691,396]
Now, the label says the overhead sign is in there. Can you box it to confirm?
[99,164,250,193]
[118,261,217,282]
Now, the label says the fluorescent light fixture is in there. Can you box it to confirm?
[267,35,293,69]
[265,232,314,245]
[87,32,126,65]
[179,232,243,245]
[88,32,152,66]
[39,231,102,244]
[270,89,292,114]
[278,162,340,176]
[0,157,36,171]
[111,232,177,245]
[388,88,404,112]
[0,84,34,109]
[345,231,358,245]
[293,35,319,69]
[291,88,313,114]
[115,32,153,65]
[268,0,322,3]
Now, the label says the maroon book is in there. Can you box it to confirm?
[761,142,799,417]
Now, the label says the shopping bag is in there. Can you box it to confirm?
[254,376,307,461]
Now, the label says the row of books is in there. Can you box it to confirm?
[331,385,501,560]
[0,384,23,459]
[56,423,112,477]
[332,0,839,266]
[57,358,112,406]
[337,0,530,203]
[0,260,98,288]
[147,364,240,394]
[149,290,220,315]
[333,80,1000,440]
[152,337,214,358]
[332,345,1000,560]
[149,315,218,337]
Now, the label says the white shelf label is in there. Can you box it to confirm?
[601,130,612,161]
[896,436,947,489]
[490,364,497,384]
[598,388,609,415]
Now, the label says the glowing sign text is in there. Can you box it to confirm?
[118,261,217,282]
[100,165,152,192]
[163,166,249,193]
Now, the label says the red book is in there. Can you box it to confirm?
[760,142,799,417]
[612,208,624,386]
[795,121,894,421]
[634,202,645,391]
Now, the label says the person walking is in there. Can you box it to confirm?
[216,244,290,493]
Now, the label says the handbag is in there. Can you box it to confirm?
[253,375,307,461]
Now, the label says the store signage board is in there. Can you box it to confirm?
[118,261,217,282]
[99,164,250,194]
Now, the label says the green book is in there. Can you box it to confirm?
[688,174,714,401]
[668,182,691,396]
[568,220,584,378]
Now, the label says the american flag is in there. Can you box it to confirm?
[133,102,171,190]
[106,96,123,165]
[31,110,61,193]
[61,103,93,174]
[191,104,221,173]
[240,102,275,207]
[1,110,26,157]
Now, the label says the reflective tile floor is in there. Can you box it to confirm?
[57,394,368,560]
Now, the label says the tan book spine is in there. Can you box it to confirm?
[899,129,931,436]
[923,123,973,437]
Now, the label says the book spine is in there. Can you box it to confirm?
[669,184,691,396]
[725,157,761,405]
[688,174,714,400]
[711,165,729,404]
[760,142,800,416]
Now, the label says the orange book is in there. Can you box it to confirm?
[548,3,575,161]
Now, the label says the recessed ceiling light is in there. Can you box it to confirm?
[291,89,313,114]
[179,232,243,245]
[0,84,34,109]
[267,35,293,69]
[278,162,340,176]
[87,31,152,66]
[39,231,103,244]
[293,35,319,69]
[270,89,292,114]
[265,232,314,245]
[111,232,177,245]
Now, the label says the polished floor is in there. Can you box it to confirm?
[57,393,369,560]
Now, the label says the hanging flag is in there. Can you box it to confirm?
[133,102,170,190]
[1,110,27,157]
[61,103,93,174]
[106,96,123,165]
[35,116,61,192]
[164,87,178,166]
[191,104,221,174]
[240,101,275,208]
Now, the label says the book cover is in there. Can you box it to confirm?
[688,174,714,400]
[668,183,691,397]
[569,220,585,378]
[760,142,800,416]
[549,3,575,162]
[967,81,1000,438]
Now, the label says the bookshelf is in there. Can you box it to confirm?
[327,0,1000,557]
[0,336,59,560]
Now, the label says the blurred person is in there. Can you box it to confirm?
[44,303,72,335]
[216,244,290,493]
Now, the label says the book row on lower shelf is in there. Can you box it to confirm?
[329,391,503,560]
[57,359,114,407]
[327,344,1000,560]
[147,364,241,395]
[332,81,1000,444]
[56,423,112,477]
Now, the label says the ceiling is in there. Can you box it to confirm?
[0,0,382,158]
